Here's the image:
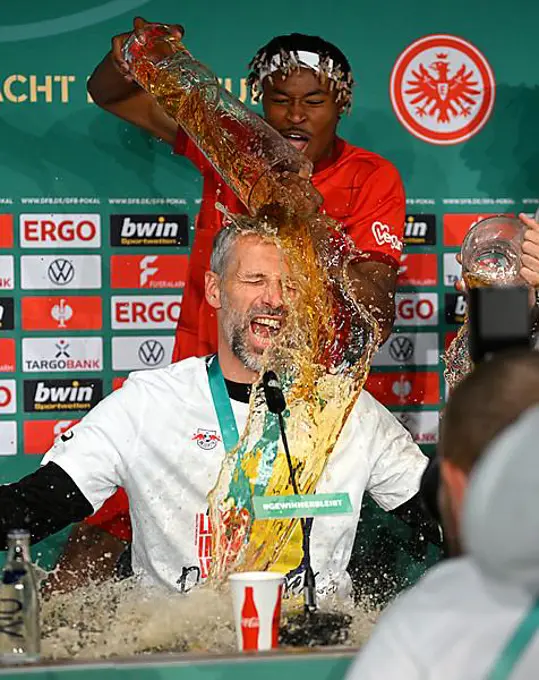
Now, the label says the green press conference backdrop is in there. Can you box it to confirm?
[0,1,538,576]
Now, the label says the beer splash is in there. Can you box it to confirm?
[444,323,473,394]
[444,274,478,393]
[124,27,380,581]
[207,204,379,579]
[39,577,379,660]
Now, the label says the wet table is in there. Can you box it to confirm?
[0,648,356,679]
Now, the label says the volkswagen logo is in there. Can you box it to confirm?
[389,335,414,363]
[48,258,75,286]
[138,339,165,366]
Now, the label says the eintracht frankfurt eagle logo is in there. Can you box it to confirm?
[390,35,495,145]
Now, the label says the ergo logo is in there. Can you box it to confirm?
[112,296,182,329]
[398,299,434,320]
[115,301,181,324]
[21,215,100,247]
[396,294,438,325]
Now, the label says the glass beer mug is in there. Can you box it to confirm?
[445,215,526,392]
[460,215,525,288]
[122,24,321,215]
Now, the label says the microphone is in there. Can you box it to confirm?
[262,371,317,614]
[262,371,287,416]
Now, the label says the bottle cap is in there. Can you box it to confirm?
[7,529,30,540]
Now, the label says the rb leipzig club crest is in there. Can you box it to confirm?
[192,429,221,450]
[390,34,496,145]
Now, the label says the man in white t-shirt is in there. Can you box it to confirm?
[0,222,428,594]
[347,349,539,679]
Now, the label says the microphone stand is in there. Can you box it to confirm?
[277,409,317,615]
[262,372,351,647]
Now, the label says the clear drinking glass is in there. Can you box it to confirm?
[460,216,525,288]
[122,24,321,215]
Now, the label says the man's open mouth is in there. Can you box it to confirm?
[281,130,310,152]
[250,316,283,344]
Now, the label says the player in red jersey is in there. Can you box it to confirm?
[44,23,405,592]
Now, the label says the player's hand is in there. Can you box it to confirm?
[519,213,539,288]
[111,17,185,82]
[279,171,323,215]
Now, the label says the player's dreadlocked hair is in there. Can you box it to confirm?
[247,33,354,113]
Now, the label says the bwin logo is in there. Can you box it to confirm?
[138,339,165,366]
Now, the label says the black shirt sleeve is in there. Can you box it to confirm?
[0,462,93,550]
[390,454,443,548]
[390,491,443,548]
[417,454,442,525]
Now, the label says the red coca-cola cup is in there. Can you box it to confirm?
[229,572,285,652]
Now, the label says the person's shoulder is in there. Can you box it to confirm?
[351,558,482,674]
[375,558,484,639]
[390,556,527,633]
[122,356,207,399]
[403,556,482,601]
[356,388,381,410]
[352,390,425,465]
[354,388,397,423]
[338,139,401,179]
[346,390,402,444]
[351,557,534,678]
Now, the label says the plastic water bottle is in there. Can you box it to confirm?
[0,530,40,664]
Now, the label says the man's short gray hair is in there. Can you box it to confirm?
[210,223,245,277]
[210,210,276,277]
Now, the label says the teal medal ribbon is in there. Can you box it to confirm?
[487,598,539,680]
[206,354,240,452]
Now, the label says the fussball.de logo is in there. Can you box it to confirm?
[390,34,495,145]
